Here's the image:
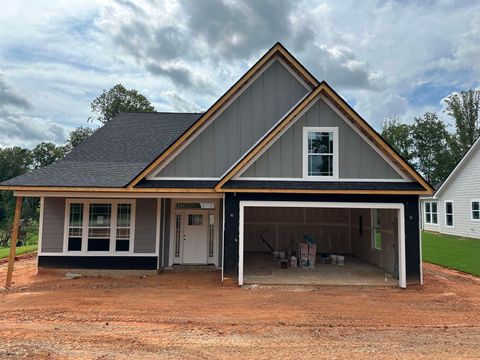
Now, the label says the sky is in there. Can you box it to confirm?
[0,0,479,148]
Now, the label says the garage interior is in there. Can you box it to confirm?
[243,206,399,286]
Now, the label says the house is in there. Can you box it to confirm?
[0,43,433,288]
[421,136,480,239]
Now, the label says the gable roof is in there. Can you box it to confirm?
[215,82,434,194]
[126,42,319,188]
[0,112,200,188]
[434,136,480,198]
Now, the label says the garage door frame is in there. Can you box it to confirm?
[238,201,406,288]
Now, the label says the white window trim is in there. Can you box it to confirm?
[63,199,136,256]
[424,201,438,225]
[302,127,339,180]
[444,200,454,228]
[470,199,480,221]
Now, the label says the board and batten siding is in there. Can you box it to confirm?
[434,147,480,239]
[155,59,309,178]
[40,198,158,254]
[41,197,65,252]
[241,98,402,179]
[134,198,157,253]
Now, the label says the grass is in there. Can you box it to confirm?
[422,231,480,276]
[0,244,37,259]
[0,231,38,259]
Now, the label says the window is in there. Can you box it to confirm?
[116,204,132,251]
[372,209,382,250]
[67,203,83,251]
[88,204,111,251]
[303,127,338,178]
[424,201,438,224]
[176,202,214,209]
[188,214,203,226]
[471,201,480,221]
[65,200,135,254]
[445,201,454,227]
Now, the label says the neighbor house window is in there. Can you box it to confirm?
[471,201,480,221]
[445,201,454,227]
[372,209,382,250]
[303,127,338,178]
[424,201,438,224]
[65,200,135,254]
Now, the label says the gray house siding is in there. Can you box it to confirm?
[156,59,309,178]
[41,197,65,253]
[134,198,157,253]
[41,197,158,254]
[241,98,402,179]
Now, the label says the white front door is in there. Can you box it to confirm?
[182,212,208,264]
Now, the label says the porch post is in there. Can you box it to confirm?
[5,196,23,288]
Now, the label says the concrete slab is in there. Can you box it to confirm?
[243,252,398,286]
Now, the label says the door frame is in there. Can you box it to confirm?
[168,198,220,266]
[238,201,406,288]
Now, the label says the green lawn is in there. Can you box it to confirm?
[422,231,480,276]
[0,244,37,259]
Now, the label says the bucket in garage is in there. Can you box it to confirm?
[336,255,345,266]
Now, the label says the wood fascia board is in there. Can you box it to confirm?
[319,84,433,193]
[220,188,431,195]
[215,85,325,189]
[216,82,433,194]
[0,185,216,193]
[127,43,319,188]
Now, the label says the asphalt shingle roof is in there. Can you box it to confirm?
[1,112,201,187]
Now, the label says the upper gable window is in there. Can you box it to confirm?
[303,127,338,179]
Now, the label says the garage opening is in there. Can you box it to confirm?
[239,202,405,288]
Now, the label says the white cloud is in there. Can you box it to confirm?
[0,0,479,147]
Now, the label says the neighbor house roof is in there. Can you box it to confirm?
[0,112,200,188]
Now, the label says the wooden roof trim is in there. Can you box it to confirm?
[216,82,433,194]
[220,188,432,195]
[0,185,216,193]
[215,85,323,190]
[319,84,433,193]
[126,43,319,189]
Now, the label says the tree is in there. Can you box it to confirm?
[90,84,155,124]
[444,89,480,157]
[65,126,95,150]
[380,116,414,163]
[31,142,67,169]
[411,112,453,185]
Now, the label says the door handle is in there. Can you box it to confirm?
[183,234,186,241]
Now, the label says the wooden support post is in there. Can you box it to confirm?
[5,196,23,288]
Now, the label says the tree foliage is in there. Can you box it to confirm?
[411,112,453,185]
[65,126,95,150]
[90,84,155,124]
[444,89,480,157]
[381,116,414,163]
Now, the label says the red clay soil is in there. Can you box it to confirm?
[1,259,480,359]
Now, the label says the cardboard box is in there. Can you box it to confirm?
[299,243,309,253]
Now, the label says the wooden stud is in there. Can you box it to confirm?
[5,196,23,289]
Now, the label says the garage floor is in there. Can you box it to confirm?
[243,252,397,286]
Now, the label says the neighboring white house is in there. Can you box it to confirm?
[421,136,480,239]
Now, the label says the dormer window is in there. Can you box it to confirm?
[303,127,338,179]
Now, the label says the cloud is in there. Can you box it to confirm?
[0,73,31,110]
[1,0,480,148]
[0,111,68,148]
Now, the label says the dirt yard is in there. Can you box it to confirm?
[1,257,480,359]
